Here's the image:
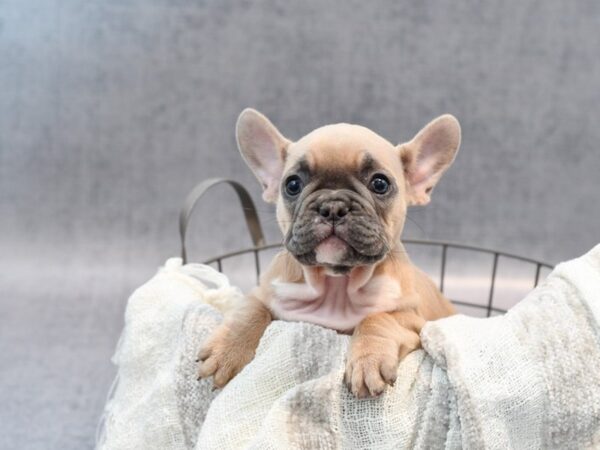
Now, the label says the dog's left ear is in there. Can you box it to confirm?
[398,114,461,206]
[236,108,292,203]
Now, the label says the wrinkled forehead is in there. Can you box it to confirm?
[284,123,402,176]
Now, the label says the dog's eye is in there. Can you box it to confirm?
[285,176,303,196]
[369,174,390,194]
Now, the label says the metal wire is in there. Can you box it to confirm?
[180,178,554,315]
[534,263,542,287]
[179,178,266,264]
[201,241,554,315]
[487,253,500,317]
[440,244,448,293]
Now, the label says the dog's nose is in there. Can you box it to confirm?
[318,201,349,221]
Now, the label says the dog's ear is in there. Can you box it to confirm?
[236,108,291,203]
[398,114,461,206]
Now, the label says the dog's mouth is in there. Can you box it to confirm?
[314,235,349,264]
[287,225,387,268]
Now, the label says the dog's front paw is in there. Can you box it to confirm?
[344,338,399,398]
[196,325,255,389]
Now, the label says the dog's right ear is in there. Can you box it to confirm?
[236,108,291,203]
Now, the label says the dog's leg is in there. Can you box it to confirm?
[197,297,272,388]
[344,310,425,398]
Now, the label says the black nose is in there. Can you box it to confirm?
[318,201,349,221]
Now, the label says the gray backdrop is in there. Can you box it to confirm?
[1,1,599,449]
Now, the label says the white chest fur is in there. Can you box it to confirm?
[269,271,402,332]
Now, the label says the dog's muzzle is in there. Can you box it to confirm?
[285,190,388,267]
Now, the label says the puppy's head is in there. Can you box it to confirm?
[236,109,460,273]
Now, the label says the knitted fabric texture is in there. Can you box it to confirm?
[97,245,600,449]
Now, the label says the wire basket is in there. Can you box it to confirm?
[180,179,554,317]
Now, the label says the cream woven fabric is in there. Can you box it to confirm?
[97,245,600,449]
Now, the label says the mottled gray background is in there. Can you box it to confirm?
[1,1,599,449]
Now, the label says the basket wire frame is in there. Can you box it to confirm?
[181,179,554,317]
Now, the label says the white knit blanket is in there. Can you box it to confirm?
[97,245,600,450]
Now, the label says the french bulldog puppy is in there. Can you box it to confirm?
[197,109,460,398]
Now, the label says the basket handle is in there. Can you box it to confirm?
[179,178,266,264]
